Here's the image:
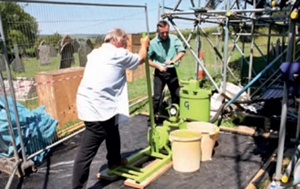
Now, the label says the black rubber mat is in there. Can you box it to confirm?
[0,114,277,189]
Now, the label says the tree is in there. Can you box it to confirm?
[0,2,38,49]
[35,32,62,48]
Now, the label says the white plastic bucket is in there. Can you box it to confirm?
[169,129,202,173]
[187,122,219,161]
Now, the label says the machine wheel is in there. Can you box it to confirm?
[147,126,169,150]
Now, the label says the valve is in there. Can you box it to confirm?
[291,9,299,20]
[271,0,277,7]
[226,11,232,17]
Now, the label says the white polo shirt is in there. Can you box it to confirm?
[76,43,141,123]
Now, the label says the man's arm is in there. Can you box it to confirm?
[149,59,168,72]
[173,51,186,64]
[166,35,186,65]
[165,51,186,65]
[138,36,150,64]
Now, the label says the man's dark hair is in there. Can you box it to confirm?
[156,20,169,32]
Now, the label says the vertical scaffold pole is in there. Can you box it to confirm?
[275,17,296,181]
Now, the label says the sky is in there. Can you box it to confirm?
[19,0,211,35]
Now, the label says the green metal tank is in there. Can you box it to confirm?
[179,80,211,122]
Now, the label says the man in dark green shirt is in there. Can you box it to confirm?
[148,20,186,117]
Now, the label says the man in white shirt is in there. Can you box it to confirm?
[72,28,149,189]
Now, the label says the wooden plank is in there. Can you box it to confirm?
[139,112,149,116]
[57,121,85,138]
[126,64,145,82]
[219,125,256,135]
[245,149,277,189]
[125,33,145,82]
[123,160,173,189]
[127,44,141,54]
[127,34,142,45]
[220,92,245,111]
[129,95,147,104]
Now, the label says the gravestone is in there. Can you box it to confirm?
[35,47,39,59]
[38,41,51,65]
[11,44,25,73]
[21,45,27,58]
[78,39,94,67]
[57,40,62,53]
[49,44,57,57]
[0,54,6,71]
[59,35,75,69]
[94,35,103,48]
[71,39,80,53]
[3,77,37,101]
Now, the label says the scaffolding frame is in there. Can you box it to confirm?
[160,0,300,184]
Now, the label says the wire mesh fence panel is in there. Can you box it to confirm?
[0,1,149,179]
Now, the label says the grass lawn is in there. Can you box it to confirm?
[5,31,281,116]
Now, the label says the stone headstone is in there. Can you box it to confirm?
[59,43,74,69]
[11,44,25,73]
[35,47,39,59]
[94,35,103,48]
[59,35,75,69]
[49,44,57,57]
[78,39,94,67]
[72,39,80,53]
[0,53,6,71]
[38,41,51,65]
[59,36,75,69]
[21,45,27,58]
[58,40,62,53]
[3,77,37,101]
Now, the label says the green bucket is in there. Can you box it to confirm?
[179,80,210,122]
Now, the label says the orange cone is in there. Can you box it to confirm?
[198,50,205,79]
[198,70,205,79]
[199,50,204,59]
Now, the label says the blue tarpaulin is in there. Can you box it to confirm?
[280,62,300,95]
[0,95,58,162]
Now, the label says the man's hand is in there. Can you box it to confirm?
[140,36,150,49]
[158,64,167,72]
[138,36,150,63]
[165,60,174,65]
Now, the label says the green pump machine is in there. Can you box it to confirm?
[179,79,211,123]
[159,65,211,130]
[98,33,211,186]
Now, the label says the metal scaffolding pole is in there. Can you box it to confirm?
[275,17,296,181]
[221,0,230,93]
[247,1,256,95]
[167,18,220,92]
[168,7,289,15]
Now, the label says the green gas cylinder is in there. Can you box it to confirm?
[179,80,211,122]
